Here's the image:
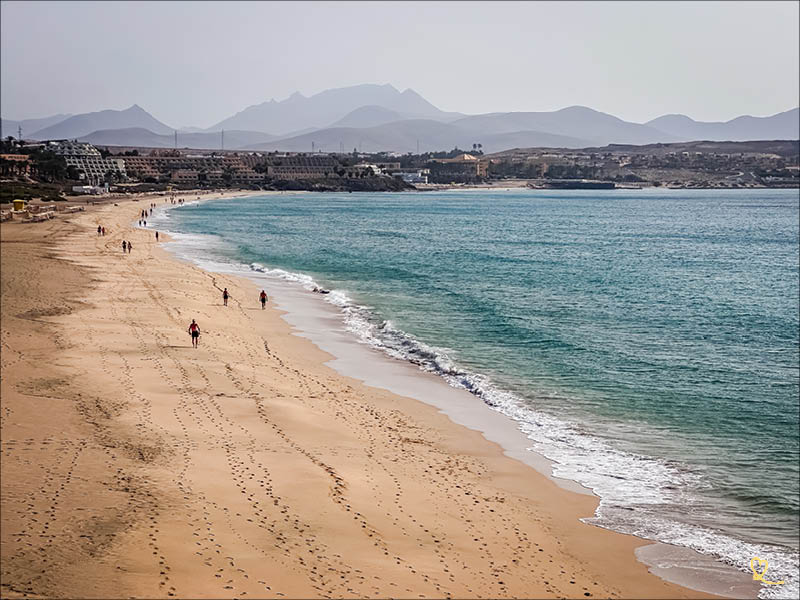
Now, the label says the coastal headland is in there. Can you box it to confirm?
[1,191,717,598]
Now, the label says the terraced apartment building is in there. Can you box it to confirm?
[42,141,127,184]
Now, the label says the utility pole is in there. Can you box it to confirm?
[221,129,224,151]
[18,125,23,142]
[417,139,419,154]
[312,141,315,153]
[174,130,178,149]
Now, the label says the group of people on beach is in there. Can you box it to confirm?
[187,288,269,348]
[139,206,156,227]
[121,240,132,253]
[96,225,106,236]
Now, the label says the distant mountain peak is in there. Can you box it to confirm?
[209,82,449,136]
[559,105,593,111]
[645,107,799,141]
[124,104,156,116]
[557,105,608,116]
[29,103,173,140]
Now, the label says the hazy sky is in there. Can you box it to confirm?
[2,1,798,128]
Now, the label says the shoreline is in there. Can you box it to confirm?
[1,190,749,598]
[155,191,770,599]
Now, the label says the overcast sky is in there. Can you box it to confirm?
[2,1,798,128]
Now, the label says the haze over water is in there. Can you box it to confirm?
[153,188,799,596]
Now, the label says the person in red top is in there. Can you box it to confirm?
[222,288,229,306]
[259,290,268,310]
[188,319,200,348]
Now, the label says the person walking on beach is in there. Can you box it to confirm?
[102,226,106,236]
[188,319,200,348]
[155,231,159,241]
[122,240,127,253]
[259,290,268,309]
[223,288,229,306]
[97,225,102,236]
[127,241,132,253]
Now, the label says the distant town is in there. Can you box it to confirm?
[0,136,798,203]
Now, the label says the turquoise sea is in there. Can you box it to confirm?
[151,189,799,596]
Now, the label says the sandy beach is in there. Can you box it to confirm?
[0,191,715,599]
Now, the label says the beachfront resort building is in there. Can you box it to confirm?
[47,141,101,157]
[18,139,400,186]
[428,153,489,182]
[0,154,32,177]
[65,155,126,184]
[265,155,339,179]
[121,152,367,183]
[42,141,127,184]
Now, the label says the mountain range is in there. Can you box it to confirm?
[210,84,465,135]
[3,84,798,153]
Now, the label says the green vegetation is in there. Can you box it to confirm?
[0,181,67,203]
[1,136,70,182]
